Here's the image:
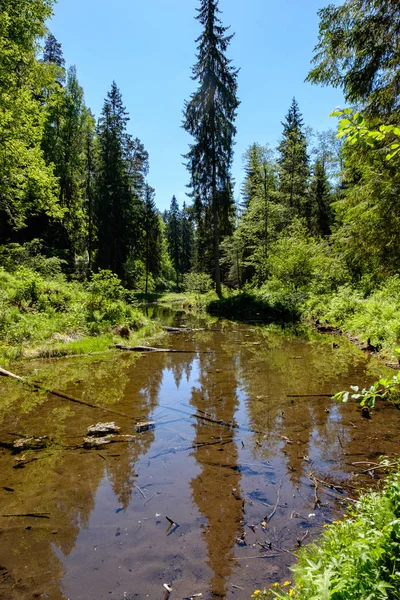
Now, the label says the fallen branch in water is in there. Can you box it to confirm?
[265,479,283,524]
[311,475,322,509]
[161,326,204,332]
[0,366,130,419]
[0,512,50,519]
[287,394,334,398]
[115,344,201,353]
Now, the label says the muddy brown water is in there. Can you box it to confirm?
[0,309,399,600]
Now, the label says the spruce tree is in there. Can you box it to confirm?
[310,158,332,237]
[277,98,309,220]
[43,33,65,68]
[183,0,239,297]
[181,202,193,276]
[95,82,132,277]
[166,195,182,286]
[143,185,161,294]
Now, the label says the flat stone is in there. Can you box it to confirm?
[12,437,49,453]
[87,422,121,437]
[135,421,156,433]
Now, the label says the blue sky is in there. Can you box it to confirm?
[48,0,343,211]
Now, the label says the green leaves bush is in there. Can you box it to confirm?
[259,466,400,599]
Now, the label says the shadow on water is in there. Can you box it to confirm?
[0,307,399,599]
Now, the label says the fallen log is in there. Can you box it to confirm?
[115,344,202,353]
[161,326,204,333]
[0,366,129,418]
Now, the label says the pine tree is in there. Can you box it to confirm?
[310,158,332,237]
[166,195,182,286]
[278,98,309,220]
[181,202,193,276]
[43,33,65,68]
[94,82,132,277]
[183,0,239,297]
[143,185,162,294]
[82,108,96,270]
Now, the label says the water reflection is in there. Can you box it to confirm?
[0,315,399,600]
[190,336,243,598]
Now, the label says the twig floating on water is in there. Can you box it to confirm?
[265,479,283,524]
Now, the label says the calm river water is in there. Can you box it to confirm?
[0,309,399,600]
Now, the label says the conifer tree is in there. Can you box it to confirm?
[82,108,96,270]
[278,98,309,220]
[94,82,132,276]
[166,195,182,286]
[183,0,239,296]
[310,158,332,237]
[43,33,65,68]
[181,202,193,276]
[143,185,161,294]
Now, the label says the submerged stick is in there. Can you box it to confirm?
[0,366,129,418]
[0,512,50,519]
[115,344,201,353]
[287,394,334,398]
[265,479,283,523]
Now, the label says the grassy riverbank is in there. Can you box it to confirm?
[0,267,162,364]
[254,463,400,600]
[172,279,400,362]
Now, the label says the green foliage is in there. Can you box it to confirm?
[334,374,400,409]
[307,276,400,353]
[307,0,400,118]
[0,241,66,276]
[256,465,400,600]
[183,272,213,294]
[0,0,60,231]
[332,109,400,161]
[0,266,152,363]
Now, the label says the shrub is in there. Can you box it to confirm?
[183,272,213,294]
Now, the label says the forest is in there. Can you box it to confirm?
[1,0,400,599]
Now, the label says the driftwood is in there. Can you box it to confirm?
[0,512,50,519]
[161,326,204,333]
[114,344,201,353]
[0,366,129,418]
[287,394,334,398]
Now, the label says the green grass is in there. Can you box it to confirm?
[253,464,400,600]
[0,267,162,364]
[305,276,400,359]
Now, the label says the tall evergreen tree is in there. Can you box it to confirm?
[166,195,182,286]
[43,33,65,68]
[181,202,193,276]
[82,107,96,270]
[310,158,332,237]
[183,0,239,296]
[143,185,161,294]
[277,98,309,221]
[94,82,132,277]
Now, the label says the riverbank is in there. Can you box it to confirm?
[256,462,400,600]
[160,283,400,365]
[0,267,163,364]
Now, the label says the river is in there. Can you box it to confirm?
[0,308,399,600]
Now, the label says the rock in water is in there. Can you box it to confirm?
[135,421,156,433]
[87,422,121,437]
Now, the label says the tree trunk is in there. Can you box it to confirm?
[210,91,221,298]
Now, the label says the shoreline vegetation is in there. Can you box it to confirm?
[0,265,165,365]
[252,462,400,600]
